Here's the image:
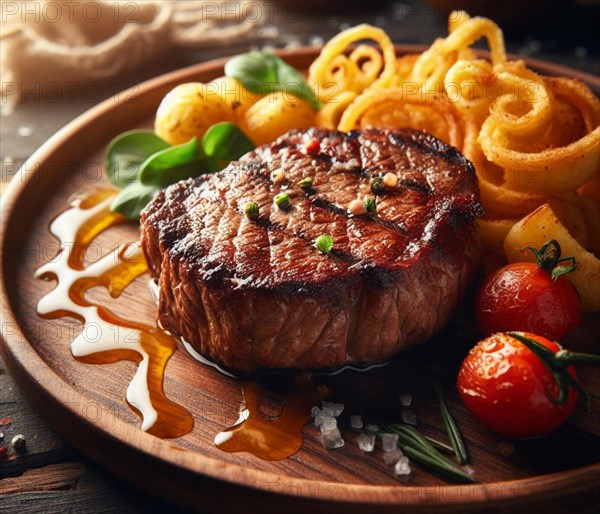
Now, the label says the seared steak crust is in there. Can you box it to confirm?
[141,128,482,372]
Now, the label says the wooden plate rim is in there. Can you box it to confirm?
[1,47,598,509]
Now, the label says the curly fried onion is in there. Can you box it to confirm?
[337,89,476,153]
[308,24,396,101]
[480,75,600,194]
[411,11,506,90]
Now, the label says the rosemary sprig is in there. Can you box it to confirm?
[379,423,475,484]
[435,385,468,465]
[422,435,454,454]
[401,446,474,484]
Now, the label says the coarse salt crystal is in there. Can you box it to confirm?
[321,427,345,450]
[365,423,379,433]
[319,416,338,433]
[311,406,321,418]
[357,433,376,452]
[398,393,412,407]
[313,411,326,428]
[394,456,411,476]
[380,433,399,452]
[321,401,344,417]
[401,409,417,426]
[350,415,363,430]
[383,448,404,465]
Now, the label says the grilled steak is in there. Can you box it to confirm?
[141,128,482,372]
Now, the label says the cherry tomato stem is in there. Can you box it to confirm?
[527,239,577,280]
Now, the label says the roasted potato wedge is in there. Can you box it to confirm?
[504,204,600,312]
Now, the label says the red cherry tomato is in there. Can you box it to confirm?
[475,263,581,340]
[457,332,578,439]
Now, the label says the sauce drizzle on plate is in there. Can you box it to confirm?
[35,189,193,438]
[215,380,328,460]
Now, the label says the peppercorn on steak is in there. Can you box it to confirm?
[140,128,483,372]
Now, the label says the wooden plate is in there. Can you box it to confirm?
[1,48,599,514]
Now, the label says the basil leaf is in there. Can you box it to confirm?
[138,137,202,187]
[225,53,278,91]
[272,56,322,110]
[110,183,160,220]
[202,122,255,172]
[104,130,170,188]
[225,52,321,109]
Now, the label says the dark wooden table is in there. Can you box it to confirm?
[1,2,599,512]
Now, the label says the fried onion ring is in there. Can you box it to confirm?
[316,91,357,130]
[338,89,476,153]
[411,11,506,90]
[308,24,396,101]
[445,59,499,127]
[479,74,600,194]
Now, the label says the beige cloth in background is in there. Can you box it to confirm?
[1,0,263,112]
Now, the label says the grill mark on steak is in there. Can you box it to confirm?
[310,195,350,216]
[399,178,432,195]
[144,128,480,289]
[386,131,468,170]
[309,193,407,234]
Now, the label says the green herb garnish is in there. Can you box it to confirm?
[298,176,313,190]
[245,202,259,220]
[104,51,330,220]
[315,234,334,254]
[225,52,321,109]
[105,130,170,188]
[275,193,291,210]
[202,122,255,173]
[422,435,455,454]
[370,176,385,195]
[105,122,255,219]
[402,446,473,484]
[379,423,475,484]
[110,183,161,221]
[138,136,200,187]
[363,197,376,213]
[435,385,468,465]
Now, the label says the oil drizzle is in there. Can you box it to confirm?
[215,380,328,460]
[36,189,193,438]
